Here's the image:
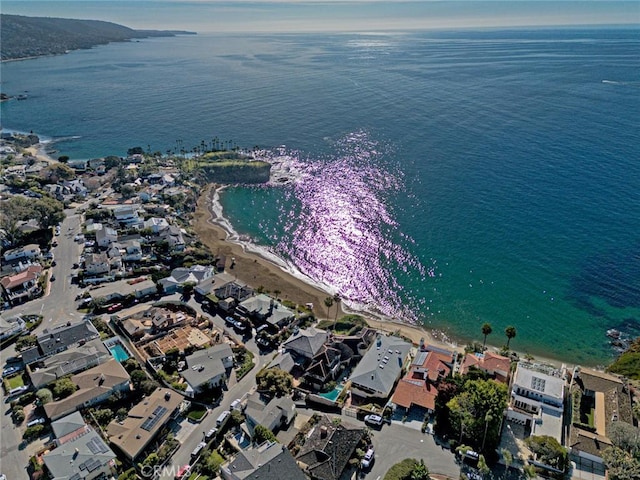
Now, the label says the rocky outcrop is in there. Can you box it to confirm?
[200,161,272,184]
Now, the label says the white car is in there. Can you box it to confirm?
[364,414,383,426]
[361,448,374,469]
[27,418,45,427]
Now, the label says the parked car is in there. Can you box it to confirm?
[175,465,191,480]
[361,448,375,469]
[364,414,384,426]
[225,316,235,326]
[26,418,45,427]
[2,365,22,377]
[106,303,123,313]
[205,428,218,440]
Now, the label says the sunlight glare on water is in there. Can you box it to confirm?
[271,130,426,321]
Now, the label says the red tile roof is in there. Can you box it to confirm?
[392,378,438,410]
[0,264,42,290]
[459,351,511,382]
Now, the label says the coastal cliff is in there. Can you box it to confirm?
[0,14,195,61]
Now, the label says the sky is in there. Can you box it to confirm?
[2,1,639,33]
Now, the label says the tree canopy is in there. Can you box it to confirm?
[524,435,570,473]
[445,378,508,453]
[256,368,293,397]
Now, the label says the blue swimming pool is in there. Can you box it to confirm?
[318,386,343,402]
[109,344,130,362]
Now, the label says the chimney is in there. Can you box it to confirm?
[320,426,328,438]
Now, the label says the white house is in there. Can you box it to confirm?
[84,253,111,276]
[506,362,566,442]
[3,243,41,262]
[143,217,170,233]
[96,227,118,248]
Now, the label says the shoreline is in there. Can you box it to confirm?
[193,184,576,370]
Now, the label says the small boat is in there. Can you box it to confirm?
[16,94,28,100]
[606,329,621,339]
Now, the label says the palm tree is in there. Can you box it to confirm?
[332,294,341,325]
[505,326,517,348]
[324,296,334,319]
[409,460,430,480]
[481,412,493,451]
[481,322,493,350]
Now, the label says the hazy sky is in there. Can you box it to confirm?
[2,1,639,33]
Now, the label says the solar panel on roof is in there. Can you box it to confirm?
[86,459,102,472]
[87,436,109,454]
[153,405,166,416]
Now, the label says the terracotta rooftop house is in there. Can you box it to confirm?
[569,368,634,469]
[0,264,43,303]
[391,345,454,414]
[296,415,365,480]
[459,351,511,383]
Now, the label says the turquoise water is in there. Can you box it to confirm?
[109,344,130,362]
[1,21,639,365]
[319,386,344,402]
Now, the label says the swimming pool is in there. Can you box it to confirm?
[109,344,130,362]
[318,386,343,402]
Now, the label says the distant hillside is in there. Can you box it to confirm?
[0,14,195,61]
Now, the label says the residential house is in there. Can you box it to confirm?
[348,334,412,401]
[62,178,88,197]
[121,239,143,262]
[303,344,350,389]
[21,320,101,365]
[159,264,215,294]
[84,253,112,276]
[221,441,306,480]
[296,415,365,480]
[157,224,185,251]
[195,273,254,311]
[238,294,295,329]
[96,226,118,248]
[44,359,131,421]
[0,264,43,304]
[181,343,234,397]
[106,388,182,462]
[29,338,112,389]
[0,314,26,342]
[267,352,295,374]
[17,219,41,234]
[460,351,511,383]
[44,418,116,480]
[3,243,41,262]
[391,345,454,415]
[505,362,566,442]
[143,217,169,233]
[244,392,296,438]
[67,159,88,171]
[568,368,634,472]
[282,327,328,362]
[113,205,142,228]
[85,222,104,234]
[89,278,157,304]
[120,317,151,341]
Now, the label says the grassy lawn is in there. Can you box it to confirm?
[235,350,255,380]
[187,408,207,421]
[6,375,25,390]
[187,473,208,480]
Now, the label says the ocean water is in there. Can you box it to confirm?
[2,28,639,365]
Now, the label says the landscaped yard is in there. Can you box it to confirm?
[6,374,25,390]
[187,407,207,422]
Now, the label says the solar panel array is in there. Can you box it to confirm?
[86,436,109,455]
[141,405,168,431]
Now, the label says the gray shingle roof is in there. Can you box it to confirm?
[182,343,233,389]
[37,320,100,357]
[225,442,306,480]
[43,425,116,480]
[51,411,86,439]
[348,334,411,397]
[283,327,328,359]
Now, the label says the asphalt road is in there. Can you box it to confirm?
[1,206,86,480]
